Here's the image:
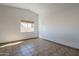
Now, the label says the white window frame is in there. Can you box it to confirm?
[20,20,34,33]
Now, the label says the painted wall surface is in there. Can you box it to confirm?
[0,5,38,43]
[39,4,79,49]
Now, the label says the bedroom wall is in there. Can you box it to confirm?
[39,4,79,49]
[0,5,38,43]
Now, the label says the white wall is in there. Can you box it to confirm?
[0,5,38,43]
[39,4,79,49]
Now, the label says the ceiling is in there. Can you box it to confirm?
[0,3,52,15]
[1,3,79,15]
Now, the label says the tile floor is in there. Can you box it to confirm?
[0,38,79,56]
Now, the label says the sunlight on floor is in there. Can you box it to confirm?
[0,41,24,48]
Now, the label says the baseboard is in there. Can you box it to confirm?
[41,38,79,50]
[0,37,38,45]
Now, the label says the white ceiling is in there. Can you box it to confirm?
[0,3,52,15]
[1,3,79,15]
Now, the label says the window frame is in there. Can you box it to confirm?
[20,20,34,33]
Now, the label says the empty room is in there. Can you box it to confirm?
[0,3,79,56]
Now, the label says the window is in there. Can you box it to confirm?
[20,20,34,32]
